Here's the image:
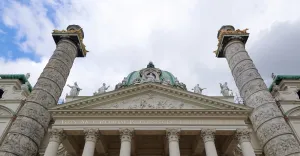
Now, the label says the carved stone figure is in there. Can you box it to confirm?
[122,77,127,85]
[21,82,29,92]
[161,78,171,86]
[192,84,206,94]
[220,82,231,96]
[115,82,122,90]
[98,83,110,94]
[25,73,30,79]
[67,82,82,96]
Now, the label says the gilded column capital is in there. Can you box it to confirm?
[119,128,134,142]
[166,128,180,142]
[235,128,252,144]
[84,128,100,143]
[201,128,216,143]
[49,128,66,143]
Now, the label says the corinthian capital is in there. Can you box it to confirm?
[119,128,134,142]
[235,128,252,144]
[201,128,216,143]
[166,128,180,142]
[84,128,100,142]
[49,128,66,143]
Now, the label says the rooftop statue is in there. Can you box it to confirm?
[192,84,206,94]
[25,73,30,79]
[67,82,82,96]
[21,82,30,92]
[220,82,231,96]
[97,83,110,94]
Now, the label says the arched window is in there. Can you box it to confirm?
[0,89,4,99]
[297,90,300,99]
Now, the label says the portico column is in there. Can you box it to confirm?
[235,129,256,156]
[166,128,181,156]
[82,128,99,156]
[201,128,218,156]
[44,128,66,156]
[119,128,134,156]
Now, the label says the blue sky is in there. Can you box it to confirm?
[1,0,300,100]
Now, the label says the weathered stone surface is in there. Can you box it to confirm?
[18,102,51,130]
[256,117,293,146]
[240,78,267,100]
[50,50,74,69]
[8,117,45,146]
[245,90,274,108]
[0,133,37,156]
[45,58,71,79]
[0,152,17,156]
[222,39,300,156]
[40,68,66,90]
[34,77,62,101]
[264,134,300,156]
[250,103,282,131]
[56,40,78,59]
[26,89,57,108]
[235,69,262,91]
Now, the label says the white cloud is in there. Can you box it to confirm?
[1,0,300,101]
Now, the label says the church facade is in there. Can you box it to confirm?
[0,25,300,156]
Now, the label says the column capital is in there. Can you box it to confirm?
[201,128,216,143]
[235,128,252,144]
[84,128,100,143]
[119,128,134,142]
[166,128,180,142]
[49,128,66,143]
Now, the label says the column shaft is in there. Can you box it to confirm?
[167,128,181,156]
[235,128,255,156]
[82,128,99,156]
[201,128,218,156]
[0,25,86,156]
[216,26,300,156]
[119,128,133,156]
[44,128,66,156]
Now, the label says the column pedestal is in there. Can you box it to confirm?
[119,128,134,156]
[166,128,181,156]
[201,128,218,156]
[82,128,99,156]
[235,129,256,156]
[44,128,66,156]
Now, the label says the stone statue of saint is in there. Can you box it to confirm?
[192,84,206,94]
[98,83,110,94]
[25,73,30,80]
[67,82,82,96]
[220,82,230,96]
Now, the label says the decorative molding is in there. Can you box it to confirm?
[83,128,99,143]
[201,128,216,143]
[119,128,134,142]
[166,128,180,142]
[235,128,252,144]
[51,83,251,111]
[49,128,66,143]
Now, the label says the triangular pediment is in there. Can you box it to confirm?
[51,83,251,111]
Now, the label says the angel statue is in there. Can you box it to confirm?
[98,83,110,94]
[220,82,231,96]
[67,82,82,96]
[192,84,206,94]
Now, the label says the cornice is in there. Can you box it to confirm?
[51,83,251,110]
[49,109,251,118]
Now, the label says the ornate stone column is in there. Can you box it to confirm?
[201,128,218,156]
[235,129,256,156]
[166,128,181,156]
[82,128,99,156]
[119,128,134,156]
[215,25,300,156]
[0,25,88,156]
[44,128,66,156]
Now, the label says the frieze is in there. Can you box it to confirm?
[40,68,66,90]
[51,50,74,68]
[46,58,71,79]
[232,60,256,80]
[263,134,300,156]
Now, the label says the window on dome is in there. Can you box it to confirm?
[0,89,4,99]
[297,90,300,99]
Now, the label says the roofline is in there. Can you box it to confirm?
[0,74,32,92]
[269,75,300,92]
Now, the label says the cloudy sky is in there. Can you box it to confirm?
[1,0,300,102]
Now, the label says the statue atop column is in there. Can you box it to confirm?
[192,84,206,94]
[97,83,110,94]
[220,82,231,96]
[67,82,82,96]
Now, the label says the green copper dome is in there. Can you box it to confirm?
[115,62,187,90]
